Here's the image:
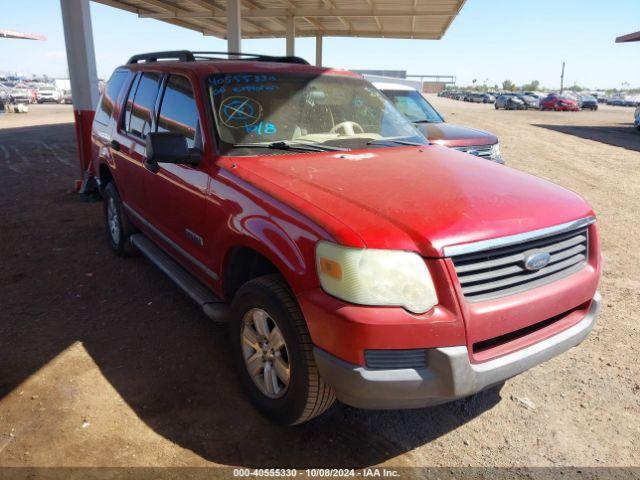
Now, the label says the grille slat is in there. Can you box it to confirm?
[461,254,587,295]
[458,244,587,284]
[454,234,586,273]
[451,225,589,302]
[453,144,493,158]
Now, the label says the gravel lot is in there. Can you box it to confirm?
[0,101,638,470]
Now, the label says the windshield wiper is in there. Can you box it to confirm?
[231,141,347,152]
[413,119,438,124]
[366,138,426,147]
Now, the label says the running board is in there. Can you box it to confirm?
[130,233,230,323]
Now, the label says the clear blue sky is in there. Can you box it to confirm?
[2,0,639,89]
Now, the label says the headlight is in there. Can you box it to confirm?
[490,142,501,160]
[315,241,438,314]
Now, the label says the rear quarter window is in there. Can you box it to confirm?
[94,70,129,126]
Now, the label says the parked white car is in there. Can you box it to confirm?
[37,85,62,103]
[9,86,33,104]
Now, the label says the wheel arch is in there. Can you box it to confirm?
[221,240,310,302]
[98,162,114,195]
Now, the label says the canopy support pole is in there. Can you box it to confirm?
[315,33,323,66]
[227,0,242,54]
[59,0,100,191]
[286,16,295,56]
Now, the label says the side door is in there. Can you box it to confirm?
[141,73,213,283]
[110,71,163,216]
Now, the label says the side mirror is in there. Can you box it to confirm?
[145,132,201,173]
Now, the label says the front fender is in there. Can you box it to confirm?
[241,214,308,277]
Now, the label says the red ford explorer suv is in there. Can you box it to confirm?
[91,51,602,425]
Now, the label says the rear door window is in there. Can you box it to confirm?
[124,72,162,139]
[157,75,200,149]
[94,70,129,126]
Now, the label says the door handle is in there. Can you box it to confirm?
[110,140,121,151]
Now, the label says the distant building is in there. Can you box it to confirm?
[353,70,407,78]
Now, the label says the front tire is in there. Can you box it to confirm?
[230,274,335,425]
[102,182,137,256]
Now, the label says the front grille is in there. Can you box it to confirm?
[451,224,590,302]
[364,349,428,369]
[453,144,493,159]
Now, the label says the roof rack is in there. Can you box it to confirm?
[127,50,309,65]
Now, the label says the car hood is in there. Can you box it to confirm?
[221,146,593,257]
[416,123,498,148]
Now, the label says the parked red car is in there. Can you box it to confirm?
[91,51,602,425]
[540,95,580,111]
[374,82,503,163]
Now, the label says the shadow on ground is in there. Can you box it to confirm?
[0,123,501,468]
[533,123,640,152]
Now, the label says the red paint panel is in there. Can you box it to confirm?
[73,109,96,185]
[220,145,594,257]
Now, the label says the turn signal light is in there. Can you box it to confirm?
[319,257,342,280]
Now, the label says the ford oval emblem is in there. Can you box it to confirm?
[467,149,480,157]
[523,252,551,271]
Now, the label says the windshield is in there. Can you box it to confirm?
[382,89,444,124]
[208,73,426,154]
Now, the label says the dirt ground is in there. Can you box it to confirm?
[0,101,638,470]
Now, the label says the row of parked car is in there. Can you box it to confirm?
[0,81,72,105]
[440,90,496,103]
[442,88,640,109]
[496,93,599,112]
[606,97,639,107]
[440,89,604,112]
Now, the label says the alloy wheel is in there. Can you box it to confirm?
[241,308,290,399]
[107,197,121,245]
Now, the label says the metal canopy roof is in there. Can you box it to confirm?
[616,31,640,43]
[0,29,46,40]
[92,0,467,40]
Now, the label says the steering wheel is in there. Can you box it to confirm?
[330,121,364,136]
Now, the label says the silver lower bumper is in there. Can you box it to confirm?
[314,292,600,409]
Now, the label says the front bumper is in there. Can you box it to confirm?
[314,292,600,409]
